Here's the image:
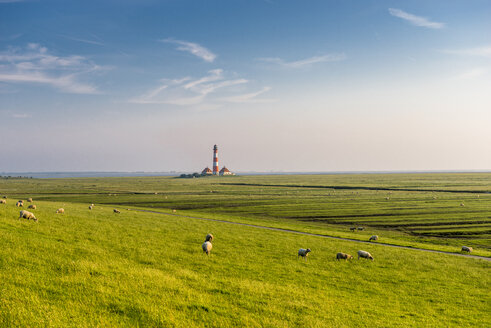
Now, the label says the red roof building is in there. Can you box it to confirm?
[219,166,234,176]
[201,167,213,175]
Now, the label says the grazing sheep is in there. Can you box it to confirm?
[350,227,356,232]
[202,234,213,255]
[56,208,65,214]
[113,209,120,214]
[357,250,374,260]
[2,196,7,199]
[298,248,311,260]
[460,203,465,207]
[172,209,176,213]
[0,199,6,204]
[16,201,24,207]
[357,227,365,231]
[27,198,33,202]
[385,197,390,200]
[336,252,353,260]
[461,246,473,253]
[369,235,379,242]
[19,210,37,222]
[89,205,93,210]
[27,204,36,209]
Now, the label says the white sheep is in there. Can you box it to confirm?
[89,205,93,210]
[357,250,374,260]
[0,199,6,204]
[461,246,473,253]
[298,248,311,260]
[16,201,24,207]
[336,252,353,260]
[460,203,465,207]
[113,209,120,213]
[369,235,379,242]
[56,208,65,214]
[27,204,36,209]
[27,198,33,202]
[19,210,37,222]
[202,234,214,255]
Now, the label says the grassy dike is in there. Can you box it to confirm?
[0,200,489,327]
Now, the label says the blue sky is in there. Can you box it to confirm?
[1,0,490,172]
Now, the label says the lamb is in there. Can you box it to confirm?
[19,210,37,222]
[350,227,356,232]
[16,201,24,207]
[202,234,213,255]
[27,204,36,209]
[0,199,6,204]
[357,250,374,260]
[298,248,311,260]
[336,252,353,260]
[56,208,65,214]
[27,198,33,202]
[113,209,120,213]
[369,235,379,242]
[461,246,473,253]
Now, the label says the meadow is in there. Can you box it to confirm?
[0,173,490,327]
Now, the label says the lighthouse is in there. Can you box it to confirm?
[212,145,219,175]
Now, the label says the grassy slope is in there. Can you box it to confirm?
[0,201,489,327]
[1,173,490,256]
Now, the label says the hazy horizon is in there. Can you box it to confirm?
[1,0,490,172]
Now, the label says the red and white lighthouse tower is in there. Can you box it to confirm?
[212,144,219,175]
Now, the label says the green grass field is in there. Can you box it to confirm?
[0,173,490,326]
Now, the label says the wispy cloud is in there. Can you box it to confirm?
[389,8,444,29]
[258,53,346,68]
[161,38,216,63]
[59,34,105,46]
[130,69,263,107]
[442,46,491,58]
[220,87,275,103]
[0,43,105,94]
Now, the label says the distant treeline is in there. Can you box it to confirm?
[0,176,33,179]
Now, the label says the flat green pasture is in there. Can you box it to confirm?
[1,173,490,256]
[0,200,489,327]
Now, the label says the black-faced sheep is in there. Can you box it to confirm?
[19,210,37,222]
[202,234,213,255]
[56,208,64,214]
[350,227,356,232]
[298,248,311,260]
[369,235,379,242]
[0,199,6,204]
[461,246,473,253]
[336,252,353,260]
[357,250,374,260]
[113,209,120,213]
[16,201,24,207]
[89,205,93,210]
[27,204,36,209]
[27,198,33,202]
[357,227,364,231]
